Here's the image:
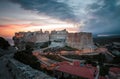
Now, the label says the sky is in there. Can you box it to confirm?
[0,0,120,40]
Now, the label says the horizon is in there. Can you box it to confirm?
[4,29,120,46]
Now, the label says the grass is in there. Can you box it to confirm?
[63,54,106,62]
[43,46,78,52]
[61,46,78,51]
[42,55,66,62]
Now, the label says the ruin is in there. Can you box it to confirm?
[49,29,68,47]
[66,32,94,52]
[13,29,94,53]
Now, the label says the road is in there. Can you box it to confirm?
[33,53,57,66]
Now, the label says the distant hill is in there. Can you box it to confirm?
[93,36,120,45]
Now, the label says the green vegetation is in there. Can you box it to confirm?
[43,45,78,52]
[14,51,41,70]
[0,37,10,49]
[63,53,106,63]
[13,51,57,77]
[63,55,84,60]
[112,56,120,64]
[42,55,66,62]
[61,46,78,51]
[41,68,54,76]
[99,65,109,76]
[25,42,34,53]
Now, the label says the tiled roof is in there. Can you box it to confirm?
[56,61,96,79]
[110,67,120,74]
[99,76,107,79]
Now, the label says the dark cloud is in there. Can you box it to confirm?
[1,0,120,35]
[84,0,120,35]
[9,0,79,22]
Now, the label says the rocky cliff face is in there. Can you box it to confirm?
[0,37,16,79]
[0,54,54,79]
[0,37,16,57]
[0,36,53,79]
[0,37,10,50]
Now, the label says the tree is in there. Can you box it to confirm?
[14,51,41,70]
[99,65,109,76]
[0,37,10,49]
[25,42,34,54]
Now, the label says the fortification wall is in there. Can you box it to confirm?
[49,29,67,47]
[35,33,49,43]
[13,29,94,53]
[66,32,94,52]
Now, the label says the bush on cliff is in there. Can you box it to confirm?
[0,37,10,49]
[14,51,41,70]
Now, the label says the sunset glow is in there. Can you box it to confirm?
[0,23,81,38]
[0,0,120,40]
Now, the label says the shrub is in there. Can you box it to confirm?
[14,51,41,70]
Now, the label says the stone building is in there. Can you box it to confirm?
[13,29,49,50]
[35,30,49,43]
[13,29,94,53]
[13,32,26,50]
[14,32,25,38]
[14,29,49,43]
[49,29,68,47]
[66,32,94,52]
[23,29,49,43]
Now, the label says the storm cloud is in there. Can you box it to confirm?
[84,0,120,35]
[1,0,120,35]
[10,0,79,23]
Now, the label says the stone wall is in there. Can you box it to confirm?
[13,29,49,50]
[66,32,94,53]
[7,59,54,79]
[13,29,94,52]
[35,32,49,43]
[14,29,49,43]
[50,29,67,42]
[49,29,67,47]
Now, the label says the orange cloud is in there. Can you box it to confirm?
[0,23,80,38]
[0,24,36,38]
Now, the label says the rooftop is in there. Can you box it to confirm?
[110,67,120,74]
[55,61,97,79]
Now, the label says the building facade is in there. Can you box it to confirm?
[66,32,94,52]
[49,29,68,47]
[13,29,94,52]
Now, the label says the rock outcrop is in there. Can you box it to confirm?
[0,37,16,57]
